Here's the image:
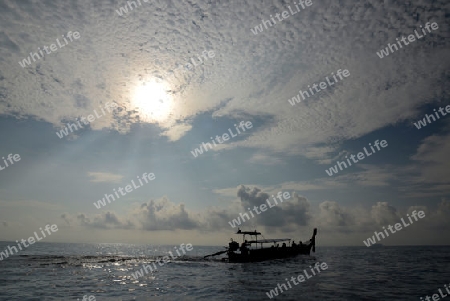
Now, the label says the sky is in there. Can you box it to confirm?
[0,0,449,247]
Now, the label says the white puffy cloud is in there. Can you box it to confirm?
[1,0,448,158]
[87,172,124,183]
[57,186,450,245]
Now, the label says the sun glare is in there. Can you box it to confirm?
[133,79,173,123]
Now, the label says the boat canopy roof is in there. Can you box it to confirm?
[236,230,261,235]
[247,238,291,244]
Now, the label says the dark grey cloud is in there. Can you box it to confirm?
[237,185,311,230]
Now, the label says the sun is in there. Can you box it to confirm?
[133,79,173,123]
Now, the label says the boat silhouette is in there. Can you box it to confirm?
[205,228,317,262]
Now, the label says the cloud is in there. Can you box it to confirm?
[87,172,123,183]
[248,153,284,165]
[60,199,201,232]
[411,132,450,184]
[160,122,193,141]
[0,200,65,210]
[236,185,312,231]
[132,197,200,231]
[392,130,450,198]
[99,211,134,229]
[0,0,447,160]
[425,199,450,231]
[202,207,240,231]
[61,211,134,229]
[60,213,71,225]
[370,202,399,225]
[55,186,450,245]
[302,145,339,164]
[318,201,354,227]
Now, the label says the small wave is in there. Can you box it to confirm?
[18,255,214,267]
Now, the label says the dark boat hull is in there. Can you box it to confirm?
[227,243,313,263]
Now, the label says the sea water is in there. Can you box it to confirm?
[0,242,448,300]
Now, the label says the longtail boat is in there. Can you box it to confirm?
[205,228,317,263]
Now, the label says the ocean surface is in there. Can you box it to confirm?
[0,242,448,300]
